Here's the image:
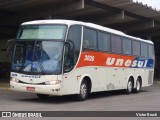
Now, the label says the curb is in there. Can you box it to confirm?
[0,84,10,90]
[0,87,11,90]
[0,84,10,86]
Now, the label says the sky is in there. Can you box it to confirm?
[133,0,160,10]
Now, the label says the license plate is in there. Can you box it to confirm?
[26,87,35,91]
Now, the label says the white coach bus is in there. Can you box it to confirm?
[10,20,155,100]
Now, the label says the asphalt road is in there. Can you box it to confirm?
[0,83,160,120]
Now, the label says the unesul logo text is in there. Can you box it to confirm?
[106,57,148,67]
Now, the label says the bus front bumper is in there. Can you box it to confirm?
[10,81,62,96]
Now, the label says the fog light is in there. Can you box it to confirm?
[45,80,61,85]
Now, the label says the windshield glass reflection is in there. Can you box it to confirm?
[11,41,63,75]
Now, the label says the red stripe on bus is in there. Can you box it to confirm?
[76,51,135,68]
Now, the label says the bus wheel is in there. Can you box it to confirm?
[76,80,88,101]
[133,78,141,93]
[126,78,133,94]
[37,94,49,99]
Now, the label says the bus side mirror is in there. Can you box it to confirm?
[64,40,75,60]
[64,42,72,72]
[6,39,15,57]
[64,41,75,72]
[64,42,71,60]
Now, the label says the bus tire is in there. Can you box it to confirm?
[126,78,133,94]
[37,94,49,99]
[133,78,141,93]
[76,80,88,101]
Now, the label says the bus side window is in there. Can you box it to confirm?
[111,35,122,53]
[148,44,154,58]
[83,27,97,50]
[83,39,90,49]
[123,38,131,55]
[132,40,140,56]
[98,32,110,52]
[141,43,148,57]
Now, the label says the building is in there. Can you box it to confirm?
[0,0,160,79]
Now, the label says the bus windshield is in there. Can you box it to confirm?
[11,24,67,75]
[11,41,63,75]
[18,25,67,40]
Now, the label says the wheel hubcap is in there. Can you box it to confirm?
[128,81,132,92]
[136,81,140,91]
[80,84,87,98]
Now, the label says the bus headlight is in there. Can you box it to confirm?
[10,77,19,83]
[45,80,61,85]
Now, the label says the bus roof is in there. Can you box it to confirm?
[22,19,153,44]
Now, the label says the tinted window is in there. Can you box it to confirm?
[148,44,154,57]
[65,25,82,72]
[111,35,122,53]
[83,28,97,50]
[141,43,148,57]
[123,38,131,55]
[132,41,140,56]
[98,32,110,51]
